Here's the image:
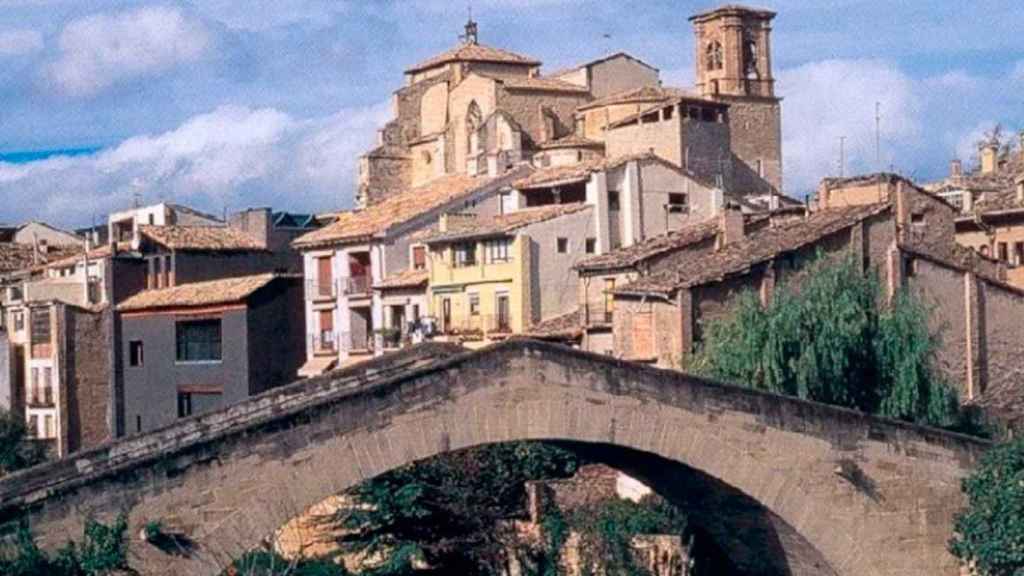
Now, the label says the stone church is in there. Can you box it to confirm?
[357,4,785,209]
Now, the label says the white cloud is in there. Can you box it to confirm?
[45,5,211,97]
[0,29,43,56]
[0,102,391,227]
[777,59,922,195]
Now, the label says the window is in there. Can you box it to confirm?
[43,415,54,439]
[30,308,51,344]
[154,257,163,289]
[911,212,926,225]
[177,393,193,418]
[585,238,597,254]
[667,193,689,213]
[905,257,917,278]
[603,278,615,323]
[43,368,52,405]
[136,415,142,433]
[663,106,674,120]
[412,246,427,270]
[412,304,421,323]
[998,242,1009,262]
[469,293,480,316]
[175,319,222,362]
[755,159,764,178]
[608,191,620,211]
[13,312,24,331]
[148,213,155,225]
[1014,242,1024,266]
[454,243,477,267]
[30,368,39,404]
[27,415,38,438]
[129,340,144,367]
[557,238,569,254]
[705,41,723,71]
[487,239,511,263]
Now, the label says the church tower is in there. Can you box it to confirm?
[691,5,782,195]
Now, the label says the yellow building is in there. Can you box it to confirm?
[422,204,593,348]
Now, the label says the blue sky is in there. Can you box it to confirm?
[0,0,1022,228]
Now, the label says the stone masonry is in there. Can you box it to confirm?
[0,340,986,576]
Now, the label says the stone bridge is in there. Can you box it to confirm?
[0,340,987,576]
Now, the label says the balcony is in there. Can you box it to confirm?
[306,279,337,301]
[440,314,512,340]
[309,331,337,355]
[344,276,372,297]
[28,387,54,408]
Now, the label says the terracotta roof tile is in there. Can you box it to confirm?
[117,273,282,312]
[577,86,701,112]
[374,268,429,290]
[406,42,540,74]
[294,168,529,249]
[496,76,589,94]
[0,244,83,274]
[576,219,721,272]
[139,225,264,252]
[423,202,592,244]
[537,134,605,150]
[618,204,893,296]
[524,309,583,340]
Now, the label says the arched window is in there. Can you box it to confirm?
[744,38,759,78]
[466,101,482,156]
[705,41,723,71]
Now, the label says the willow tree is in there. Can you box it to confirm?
[692,252,976,433]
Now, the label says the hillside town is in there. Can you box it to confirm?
[1,3,1024,576]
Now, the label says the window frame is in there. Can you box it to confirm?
[585,238,597,254]
[453,242,477,268]
[175,318,223,364]
[129,340,144,367]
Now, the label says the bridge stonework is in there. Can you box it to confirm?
[0,341,986,576]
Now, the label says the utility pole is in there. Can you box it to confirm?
[839,136,847,178]
[875,101,881,169]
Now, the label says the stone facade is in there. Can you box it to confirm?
[0,340,985,576]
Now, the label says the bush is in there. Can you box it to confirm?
[0,515,129,576]
[950,437,1024,575]
[0,409,45,476]
[226,551,348,576]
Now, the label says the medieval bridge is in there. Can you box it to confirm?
[0,340,986,576]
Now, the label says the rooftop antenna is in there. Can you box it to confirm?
[874,101,882,170]
[838,136,847,178]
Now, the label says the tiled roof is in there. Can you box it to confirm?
[0,244,35,274]
[617,203,893,296]
[293,168,529,249]
[515,151,701,190]
[42,243,136,269]
[117,273,280,312]
[0,243,84,274]
[537,134,605,150]
[606,95,729,130]
[577,86,700,112]
[139,225,264,252]
[422,203,592,244]
[524,309,583,341]
[406,42,540,74]
[374,268,428,290]
[495,76,589,94]
[575,219,720,272]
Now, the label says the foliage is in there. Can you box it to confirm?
[691,252,983,434]
[950,437,1024,576]
[226,551,349,576]
[522,497,688,576]
[0,408,45,476]
[337,442,580,575]
[0,515,129,576]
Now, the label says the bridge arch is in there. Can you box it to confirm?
[0,341,985,575]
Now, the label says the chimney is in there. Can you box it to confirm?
[950,158,962,179]
[980,141,999,175]
[717,204,745,249]
[228,207,271,249]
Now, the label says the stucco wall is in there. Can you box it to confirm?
[638,161,719,239]
[496,88,587,147]
[605,115,682,167]
[521,207,595,323]
[246,280,305,397]
[0,330,11,412]
[120,308,250,435]
[587,56,660,100]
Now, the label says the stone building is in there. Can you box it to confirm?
[606,173,1024,418]
[925,133,1024,288]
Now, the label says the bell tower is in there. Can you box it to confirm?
[691,5,776,98]
[690,5,782,196]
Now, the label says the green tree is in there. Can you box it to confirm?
[692,253,977,433]
[337,442,580,575]
[0,408,45,476]
[226,551,349,576]
[950,437,1024,575]
[0,515,129,576]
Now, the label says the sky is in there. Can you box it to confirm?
[0,0,1021,228]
